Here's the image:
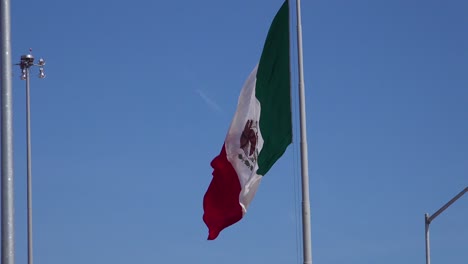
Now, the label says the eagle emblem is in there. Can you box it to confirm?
[238,119,259,171]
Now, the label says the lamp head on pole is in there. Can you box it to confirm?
[38,68,45,79]
[17,50,46,80]
[38,58,45,66]
[21,69,27,80]
[38,58,46,78]
[20,54,35,68]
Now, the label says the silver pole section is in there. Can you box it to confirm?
[0,0,15,262]
[424,186,467,264]
[18,51,45,264]
[295,0,312,263]
[425,213,430,264]
[26,66,33,264]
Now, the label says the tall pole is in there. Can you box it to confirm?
[1,0,16,262]
[26,65,33,264]
[18,51,45,264]
[425,213,430,264]
[295,0,312,263]
[424,187,467,264]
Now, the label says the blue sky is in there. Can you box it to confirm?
[5,0,467,263]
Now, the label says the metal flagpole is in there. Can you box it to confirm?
[424,186,468,264]
[294,0,313,263]
[0,0,16,262]
[18,51,46,264]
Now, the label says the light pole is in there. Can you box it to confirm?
[424,186,468,264]
[17,50,45,264]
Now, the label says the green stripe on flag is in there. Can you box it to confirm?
[255,1,292,176]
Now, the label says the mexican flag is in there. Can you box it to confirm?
[203,1,292,240]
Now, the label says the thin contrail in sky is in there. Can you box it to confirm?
[196,89,223,114]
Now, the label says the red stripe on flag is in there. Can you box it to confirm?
[203,144,243,240]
